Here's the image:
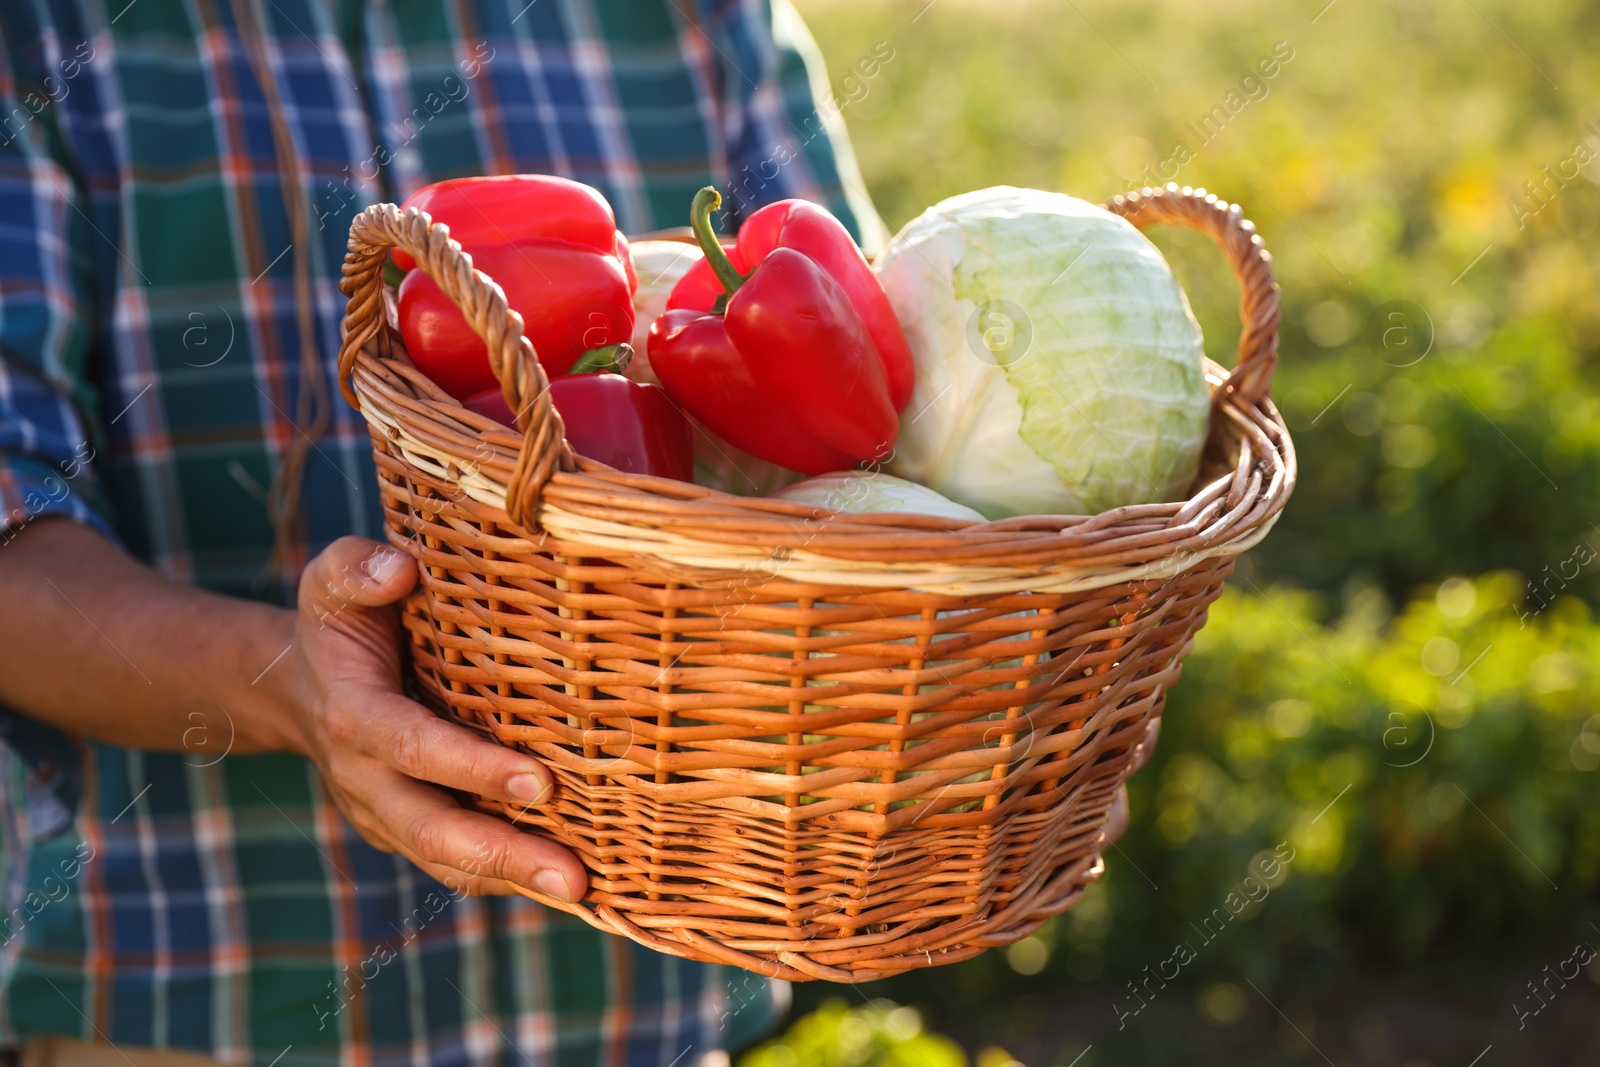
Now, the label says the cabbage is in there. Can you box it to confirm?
[772,471,985,521]
[626,240,704,384]
[876,186,1209,518]
[688,434,804,498]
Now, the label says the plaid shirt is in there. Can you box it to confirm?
[0,1,880,1063]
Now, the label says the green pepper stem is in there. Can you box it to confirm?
[690,186,745,302]
[569,343,634,375]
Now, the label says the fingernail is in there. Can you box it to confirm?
[506,772,551,804]
[365,545,405,583]
[534,867,578,902]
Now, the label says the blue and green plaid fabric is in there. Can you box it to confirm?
[0,1,877,1063]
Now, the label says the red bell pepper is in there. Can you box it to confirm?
[395,175,636,399]
[667,197,913,410]
[391,174,633,285]
[647,188,899,475]
[399,241,634,399]
[464,348,694,482]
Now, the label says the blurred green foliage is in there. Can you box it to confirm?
[741,1000,966,1067]
[1135,575,1600,964]
[746,0,1600,1061]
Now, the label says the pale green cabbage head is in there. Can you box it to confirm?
[772,471,984,522]
[877,186,1209,518]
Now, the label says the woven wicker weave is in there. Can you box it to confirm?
[335,183,1294,982]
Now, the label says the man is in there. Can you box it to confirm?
[0,2,883,1064]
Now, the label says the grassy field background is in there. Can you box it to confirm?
[735,1,1600,1064]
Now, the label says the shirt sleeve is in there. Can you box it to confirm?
[706,0,891,255]
[0,22,115,546]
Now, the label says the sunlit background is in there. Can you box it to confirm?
[737,0,1600,1063]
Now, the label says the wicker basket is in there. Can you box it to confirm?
[335,183,1293,983]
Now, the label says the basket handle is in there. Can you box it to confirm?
[1104,184,1281,405]
[336,203,574,529]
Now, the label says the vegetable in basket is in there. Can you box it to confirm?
[648,188,903,475]
[395,175,636,399]
[773,471,984,522]
[465,347,693,481]
[667,196,914,409]
[629,239,804,497]
[876,186,1210,519]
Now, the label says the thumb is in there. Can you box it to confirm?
[299,535,417,619]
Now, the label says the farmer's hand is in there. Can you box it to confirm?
[280,536,585,900]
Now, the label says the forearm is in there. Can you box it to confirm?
[0,517,299,754]
[0,520,585,899]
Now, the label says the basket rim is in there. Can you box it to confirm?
[350,354,1290,593]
